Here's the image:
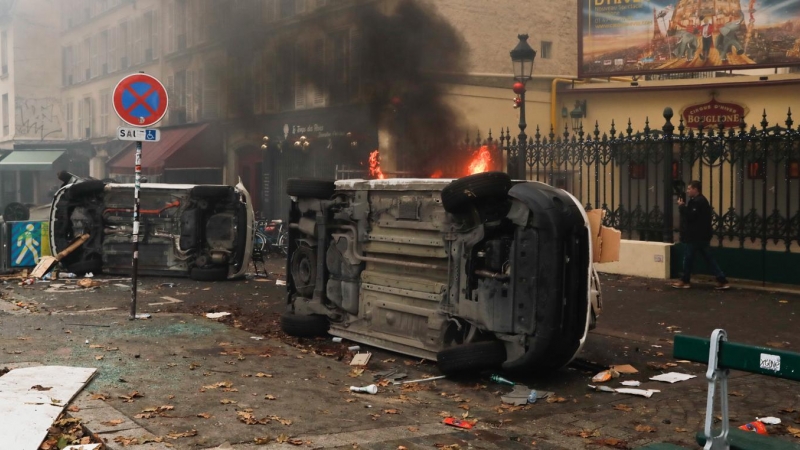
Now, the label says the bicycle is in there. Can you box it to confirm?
[253,219,287,256]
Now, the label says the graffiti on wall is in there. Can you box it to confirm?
[15,97,62,139]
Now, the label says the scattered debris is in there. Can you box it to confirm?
[592,369,620,383]
[250,336,264,341]
[134,313,151,320]
[350,384,378,394]
[206,312,231,319]
[758,416,782,425]
[350,352,372,366]
[649,372,696,383]
[490,374,515,386]
[443,417,474,429]
[348,345,360,351]
[620,380,641,387]
[393,375,446,386]
[275,279,287,286]
[332,337,343,343]
[589,385,660,398]
[739,421,768,435]
[611,364,638,374]
[63,444,102,450]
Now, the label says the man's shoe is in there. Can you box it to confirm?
[715,282,731,290]
[671,281,691,289]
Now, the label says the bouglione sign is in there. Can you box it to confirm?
[680,97,748,129]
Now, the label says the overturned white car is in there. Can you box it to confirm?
[50,174,253,280]
[281,172,602,374]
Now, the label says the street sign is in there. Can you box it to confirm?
[112,73,169,127]
[117,127,161,142]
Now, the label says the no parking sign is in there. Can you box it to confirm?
[112,73,168,127]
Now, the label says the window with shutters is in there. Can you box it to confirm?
[175,0,187,51]
[186,70,194,121]
[203,64,220,119]
[277,44,293,110]
[264,49,276,112]
[1,31,8,76]
[118,21,129,69]
[2,94,8,136]
[143,11,155,62]
[91,35,98,78]
[132,17,142,65]
[83,37,91,81]
[264,0,276,22]
[165,1,174,54]
[108,26,116,72]
[294,40,308,109]
[77,98,83,138]
[99,90,110,136]
[62,46,74,86]
[65,100,74,140]
[312,38,326,106]
[187,1,195,48]
[99,31,108,76]
[83,97,93,138]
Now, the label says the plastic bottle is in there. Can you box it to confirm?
[490,374,515,386]
[527,390,538,404]
[738,421,768,435]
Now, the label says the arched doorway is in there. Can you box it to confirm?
[237,146,263,216]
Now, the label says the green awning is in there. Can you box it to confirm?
[0,150,65,171]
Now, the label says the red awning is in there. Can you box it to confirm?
[107,123,217,175]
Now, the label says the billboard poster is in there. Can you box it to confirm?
[579,0,800,77]
[10,221,51,268]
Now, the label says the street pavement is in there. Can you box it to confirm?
[1,256,800,449]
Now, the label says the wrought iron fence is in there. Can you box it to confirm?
[497,107,800,253]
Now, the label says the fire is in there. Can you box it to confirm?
[467,145,492,175]
[369,150,385,179]
[430,170,443,178]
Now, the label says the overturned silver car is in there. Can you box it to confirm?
[50,175,253,280]
[282,172,602,374]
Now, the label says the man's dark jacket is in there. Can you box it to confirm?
[679,194,713,243]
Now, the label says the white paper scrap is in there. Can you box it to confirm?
[649,372,697,383]
[620,380,641,387]
[616,388,660,398]
[758,416,782,425]
[205,312,231,319]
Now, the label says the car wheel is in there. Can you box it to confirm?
[290,245,316,297]
[3,202,30,221]
[436,340,507,376]
[65,259,103,276]
[280,312,329,337]
[441,172,512,214]
[190,266,229,281]
[286,178,336,199]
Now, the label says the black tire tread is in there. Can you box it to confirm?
[441,172,512,213]
[286,178,336,199]
[280,312,329,337]
[69,180,106,197]
[437,340,507,375]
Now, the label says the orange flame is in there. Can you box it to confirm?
[369,150,385,179]
[467,145,492,175]
[430,169,443,178]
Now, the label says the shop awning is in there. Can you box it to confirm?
[107,123,217,175]
[0,150,65,171]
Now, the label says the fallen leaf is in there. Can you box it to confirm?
[220,399,237,404]
[613,404,633,412]
[348,368,365,378]
[166,429,198,439]
[95,355,104,360]
[781,408,797,413]
[592,437,629,449]
[101,419,124,426]
[256,372,273,378]
[547,396,567,403]
[90,393,109,401]
[730,391,745,397]
[407,426,419,432]
[114,436,140,446]
[31,385,52,391]
[635,424,656,433]
[254,436,271,444]
[265,394,277,400]
[67,405,80,412]
[788,426,800,437]
[675,427,689,432]
[118,391,144,402]
[384,409,400,414]
[197,413,211,419]
[578,429,600,439]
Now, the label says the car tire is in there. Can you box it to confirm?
[441,172,512,213]
[436,340,507,376]
[68,180,106,197]
[280,312,329,337]
[290,245,317,297]
[65,259,103,276]
[286,178,336,199]
[3,202,30,221]
[190,266,229,281]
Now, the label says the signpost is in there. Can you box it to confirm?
[112,72,168,320]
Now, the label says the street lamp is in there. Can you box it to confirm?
[510,34,536,180]
[569,100,587,134]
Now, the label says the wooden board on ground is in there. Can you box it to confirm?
[0,366,97,450]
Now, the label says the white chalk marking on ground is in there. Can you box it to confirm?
[148,296,183,306]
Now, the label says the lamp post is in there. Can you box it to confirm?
[510,34,536,180]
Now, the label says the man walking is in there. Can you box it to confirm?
[672,180,730,290]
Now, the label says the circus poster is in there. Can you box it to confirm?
[579,0,800,77]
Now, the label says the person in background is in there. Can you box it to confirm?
[672,180,730,290]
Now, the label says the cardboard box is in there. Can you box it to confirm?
[599,226,621,263]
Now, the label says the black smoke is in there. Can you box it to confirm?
[212,0,470,175]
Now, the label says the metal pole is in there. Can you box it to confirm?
[129,139,142,320]
[517,89,527,180]
[663,107,675,243]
